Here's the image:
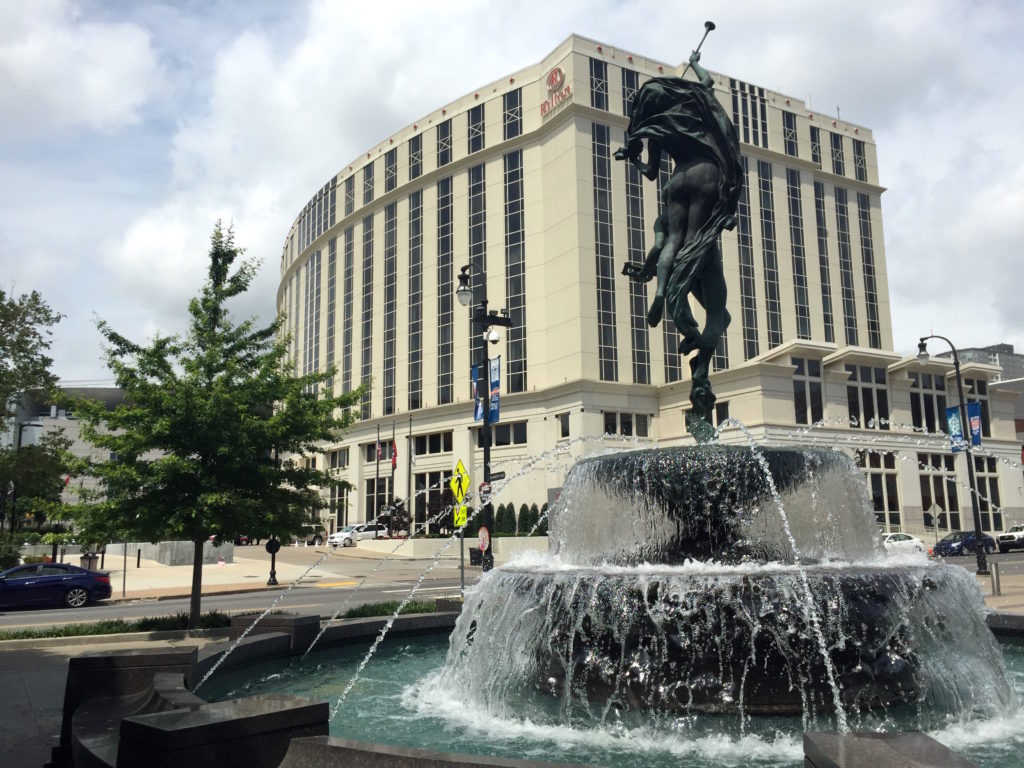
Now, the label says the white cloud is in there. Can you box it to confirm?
[0,0,160,136]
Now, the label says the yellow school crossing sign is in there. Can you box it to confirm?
[450,459,470,527]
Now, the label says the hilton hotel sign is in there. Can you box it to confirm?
[540,66,572,119]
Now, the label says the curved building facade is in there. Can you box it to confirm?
[279,34,1022,537]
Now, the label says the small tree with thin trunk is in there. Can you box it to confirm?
[74,223,363,627]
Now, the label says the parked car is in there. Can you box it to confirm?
[0,562,112,609]
[328,523,388,548]
[234,533,251,545]
[882,532,925,554]
[930,531,996,558]
[296,524,324,546]
[997,524,1024,554]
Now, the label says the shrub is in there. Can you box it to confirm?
[529,503,540,532]
[537,503,549,536]
[495,504,516,535]
[0,539,20,569]
[343,600,435,619]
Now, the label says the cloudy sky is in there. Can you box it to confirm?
[2,0,1021,383]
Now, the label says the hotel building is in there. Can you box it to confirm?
[278,35,1023,539]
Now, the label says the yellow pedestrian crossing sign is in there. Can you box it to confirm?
[450,459,470,503]
[454,504,468,527]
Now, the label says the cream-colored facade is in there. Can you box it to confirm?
[279,34,1023,539]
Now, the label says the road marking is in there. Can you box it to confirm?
[315,581,358,588]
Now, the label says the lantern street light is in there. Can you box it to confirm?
[456,264,512,571]
[917,335,989,575]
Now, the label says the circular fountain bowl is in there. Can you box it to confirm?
[448,560,1014,720]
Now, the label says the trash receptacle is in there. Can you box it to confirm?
[469,547,482,566]
[80,554,99,570]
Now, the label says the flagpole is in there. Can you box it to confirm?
[374,425,380,522]
[390,421,396,536]
[406,413,413,534]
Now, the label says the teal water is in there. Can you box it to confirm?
[203,633,1024,767]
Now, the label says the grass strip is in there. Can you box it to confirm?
[342,600,435,619]
[0,610,232,641]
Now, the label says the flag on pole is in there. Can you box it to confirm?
[391,442,398,470]
[376,440,382,460]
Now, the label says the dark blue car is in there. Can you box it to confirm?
[0,562,112,609]
[930,531,996,558]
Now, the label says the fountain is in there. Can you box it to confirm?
[437,445,1014,732]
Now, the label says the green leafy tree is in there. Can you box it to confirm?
[74,224,363,626]
[0,289,62,429]
[0,430,78,533]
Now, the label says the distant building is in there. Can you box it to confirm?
[936,344,1024,382]
[277,33,1023,540]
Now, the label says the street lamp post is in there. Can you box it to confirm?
[917,335,989,575]
[456,264,512,572]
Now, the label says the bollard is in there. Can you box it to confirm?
[137,548,141,568]
[991,562,1001,596]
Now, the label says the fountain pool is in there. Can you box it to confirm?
[202,631,1024,767]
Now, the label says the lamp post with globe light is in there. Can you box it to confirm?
[456,264,512,572]
[917,335,989,575]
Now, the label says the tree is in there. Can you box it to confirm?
[0,430,78,534]
[537,502,549,536]
[74,223,363,627]
[0,289,63,429]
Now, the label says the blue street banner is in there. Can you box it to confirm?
[489,355,501,423]
[471,358,500,422]
[946,403,982,453]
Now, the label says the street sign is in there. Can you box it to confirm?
[454,504,468,528]
[478,526,490,552]
[450,459,470,503]
[490,471,506,481]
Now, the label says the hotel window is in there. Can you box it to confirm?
[408,191,423,410]
[909,371,948,435]
[918,453,959,533]
[713,329,729,372]
[589,58,608,110]
[830,132,845,176]
[414,430,453,456]
[363,440,395,463]
[592,123,617,382]
[846,364,889,430]
[437,118,452,167]
[558,412,570,439]
[329,483,349,527]
[782,111,798,157]
[856,450,900,531]
[329,182,336,227]
[973,455,1002,531]
[792,357,823,425]
[437,177,454,405]
[342,227,354,395]
[852,139,868,182]
[329,448,350,469]
[477,421,528,447]
[344,176,354,216]
[360,215,374,419]
[757,161,782,348]
[813,181,835,343]
[468,104,485,154]
[965,377,991,437]
[467,164,487,368]
[835,188,859,346]
[604,412,650,438]
[730,79,768,147]
[683,403,728,433]
[408,134,422,181]
[625,148,651,384]
[363,162,374,204]
[504,150,527,393]
[384,148,397,193]
[657,155,682,381]
[364,477,393,519]
[621,68,640,115]
[382,204,397,415]
[325,238,337,392]
[413,470,453,533]
[786,170,811,339]
[503,88,522,141]
[736,157,758,360]
[810,126,822,169]
[857,193,881,348]
[302,250,321,392]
